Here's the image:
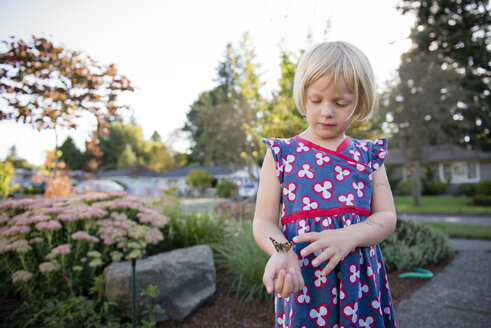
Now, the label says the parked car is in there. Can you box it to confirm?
[238,182,258,200]
[75,180,125,194]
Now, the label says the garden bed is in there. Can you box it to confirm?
[157,252,455,328]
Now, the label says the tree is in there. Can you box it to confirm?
[150,130,161,143]
[0,35,134,173]
[147,143,179,173]
[117,144,137,169]
[59,136,84,170]
[4,145,33,169]
[387,52,466,205]
[0,161,18,198]
[184,44,256,168]
[398,0,490,149]
[185,169,213,196]
[98,120,150,170]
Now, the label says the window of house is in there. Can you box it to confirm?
[440,161,479,183]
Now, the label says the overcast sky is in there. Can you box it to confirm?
[0,0,415,166]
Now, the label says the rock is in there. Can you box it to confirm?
[104,244,216,322]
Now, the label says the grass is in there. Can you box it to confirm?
[418,222,491,240]
[394,196,491,215]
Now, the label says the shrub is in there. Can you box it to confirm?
[156,208,228,254]
[476,180,491,196]
[0,193,168,299]
[472,195,491,206]
[394,180,412,196]
[215,179,238,198]
[213,220,271,303]
[0,161,19,198]
[457,183,477,196]
[185,170,213,196]
[381,219,453,272]
[421,165,449,195]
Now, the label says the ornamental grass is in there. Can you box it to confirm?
[0,192,168,300]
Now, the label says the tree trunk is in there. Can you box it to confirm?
[412,160,421,207]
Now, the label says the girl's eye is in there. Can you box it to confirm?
[336,102,349,107]
[311,99,321,103]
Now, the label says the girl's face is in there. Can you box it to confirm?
[304,74,355,143]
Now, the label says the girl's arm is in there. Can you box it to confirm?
[253,149,304,297]
[293,164,397,276]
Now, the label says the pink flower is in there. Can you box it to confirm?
[39,262,61,273]
[11,270,33,283]
[30,214,51,223]
[103,236,116,245]
[71,231,90,240]
[12,214,32,225]
[4,225,31,235]
[144,228,163,244]
[58,214,79,222]
[35,220,62,231]
[29,237,44,244]
[10,240,28,251]
[88,236,99,243]
[0,213,8,223]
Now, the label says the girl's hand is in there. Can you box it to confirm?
[293,228,357,276]
[263,251,304,298]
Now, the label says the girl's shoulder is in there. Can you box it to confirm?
[345,137,388,171]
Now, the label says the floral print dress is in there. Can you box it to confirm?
[262,135,396,328]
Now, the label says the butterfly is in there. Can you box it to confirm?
[269,237,296,252]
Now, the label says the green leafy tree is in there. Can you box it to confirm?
[398,0,490,149]
[0,161,19,198]
[185,169,213,196]
[184,44,256,169]
[98,121,151,170]
[116,144,137,169]
[147,143,179,174]
[0,35,134,173]
[59,136,84,170]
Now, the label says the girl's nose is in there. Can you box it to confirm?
[320,104,335,118]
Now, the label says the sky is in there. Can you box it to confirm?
[0,0,415,166]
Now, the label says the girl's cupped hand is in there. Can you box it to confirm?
[263,251,304,298]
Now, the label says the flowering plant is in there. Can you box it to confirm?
[0,192,168,299]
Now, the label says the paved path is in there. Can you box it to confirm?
[395,239,491,328]
[398,213,491,226]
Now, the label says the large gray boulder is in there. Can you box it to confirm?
[104,244,216,322]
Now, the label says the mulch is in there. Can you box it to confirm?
[157,252,457,328]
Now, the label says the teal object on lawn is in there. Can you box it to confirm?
[398,267,433,278]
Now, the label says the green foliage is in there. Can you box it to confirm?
[185,169,213,195]
[421,165,449,195]
[0,161,19,198]
[472,195,491,206]
[381,220,453,272]
[215,179,238,198]
[156,209,228,254]
[393,180,412,196]
[213,220,271,303]
[476,180,491,195]
[394,195,491,214]
[11,282,164,328]
[457,183,477,197]
[117,144,137,169]
[59,136,84,171]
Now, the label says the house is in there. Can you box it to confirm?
[94,164,255,197]
[385,144,491,193]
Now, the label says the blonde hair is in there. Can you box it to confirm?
[293,41,377,121]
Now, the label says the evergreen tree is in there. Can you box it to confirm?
[59,136,84,170]
[117,144,137,169]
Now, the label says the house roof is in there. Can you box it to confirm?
[386,145,491,166]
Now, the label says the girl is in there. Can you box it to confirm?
[253,41,397,328]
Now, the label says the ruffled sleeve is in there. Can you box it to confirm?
[370,137,388,172]
[261,138,284,184]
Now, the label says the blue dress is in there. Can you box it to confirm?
[262,135,396,328]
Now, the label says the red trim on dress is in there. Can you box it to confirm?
[281,206,371,225]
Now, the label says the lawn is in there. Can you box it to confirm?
[394,196,491,215]
[419,222,491,240]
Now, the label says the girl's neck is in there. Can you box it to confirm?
[298,128,347,151]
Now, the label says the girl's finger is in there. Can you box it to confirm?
[289,267,299,294]
[300,241,323,258]
[281,273,293,298]
[321,255,341,276]
[312,248,336,267]
[274,269,285,294]
[296,268,305,291]
[292,232,315,244]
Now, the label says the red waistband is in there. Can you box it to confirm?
[281,206,371,225]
